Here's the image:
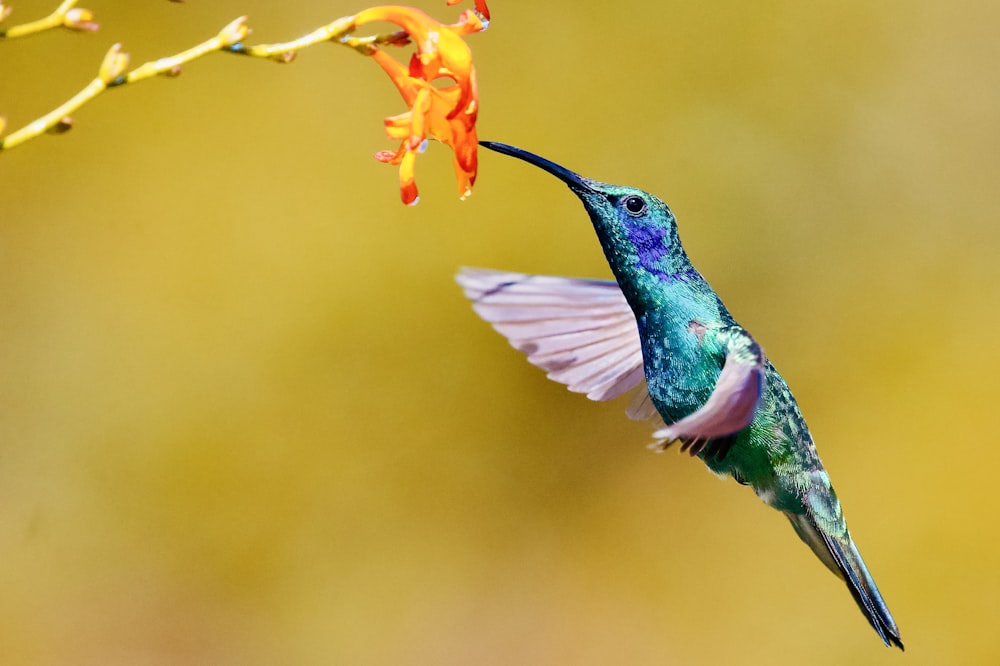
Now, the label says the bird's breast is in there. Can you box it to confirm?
[637,312,722,424]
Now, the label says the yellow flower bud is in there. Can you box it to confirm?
[64,8,98,32]
[217,16,250,47]
[98,43,130,83]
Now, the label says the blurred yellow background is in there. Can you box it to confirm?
[2,1,997,664]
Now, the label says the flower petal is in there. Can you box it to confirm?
[447,0,491,22]
[398,150,419,205]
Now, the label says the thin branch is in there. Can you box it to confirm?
[0,13,411,151]
[227,16,378,62]
[0,0,99,39]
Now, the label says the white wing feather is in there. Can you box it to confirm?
[456,267,652,403]
[457,268,766,453]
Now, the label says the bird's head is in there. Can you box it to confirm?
[480,141,697,309]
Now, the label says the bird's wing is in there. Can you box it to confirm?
[456,267,648,402]
[651,326,766,449]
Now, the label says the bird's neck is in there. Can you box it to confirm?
[589,216,702,314]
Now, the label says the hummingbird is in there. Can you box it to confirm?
[457,141,903,649]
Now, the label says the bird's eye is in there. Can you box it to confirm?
[624,195,647,216]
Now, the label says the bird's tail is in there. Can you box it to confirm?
[785,507,903,650]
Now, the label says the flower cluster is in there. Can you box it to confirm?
[353,0,489,205]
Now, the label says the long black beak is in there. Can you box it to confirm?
[479,141,595,193]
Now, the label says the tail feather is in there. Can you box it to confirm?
[786,511,904,650]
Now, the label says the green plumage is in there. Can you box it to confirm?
[464,141,903,649]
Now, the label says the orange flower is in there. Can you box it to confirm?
[353,2,488,205]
